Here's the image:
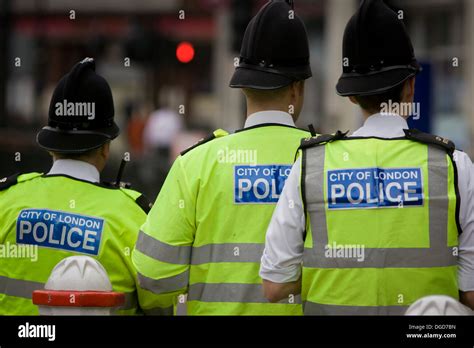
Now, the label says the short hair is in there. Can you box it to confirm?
[242,84,293,102]
[353,82,405,114]
[51,142,108,160]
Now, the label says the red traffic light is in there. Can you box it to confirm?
[176,42,195,64]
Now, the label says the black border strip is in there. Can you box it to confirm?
[1,315,473,345]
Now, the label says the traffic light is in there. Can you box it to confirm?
[176,42,195,64]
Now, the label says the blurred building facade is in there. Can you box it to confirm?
[0,0,472,198]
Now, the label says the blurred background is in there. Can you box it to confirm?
[0,0,473,200]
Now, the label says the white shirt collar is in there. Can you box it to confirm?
[244,111,296,129]
[48,159,100,183]
[351,113,409,138]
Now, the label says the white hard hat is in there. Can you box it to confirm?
[33,256,124,315]
[406,295,473,316]
[45,256,112,291]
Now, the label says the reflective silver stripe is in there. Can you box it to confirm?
[427,145,449,249]
[191,243,265,265]
[176,300,187,316]
[304,145,328,252]
[135,230,191,265]
[136,230,264,265]
[137,271,188,295]
[303,246,457,268]
[303,144,456,268]
[143,306,174,315]
[304,301,408,315]
[0,276,44,299]
[188,283,301,304]
[120,292,137,310]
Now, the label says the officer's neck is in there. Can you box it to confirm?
[244,92,298,121]
[362,109,410,121]
[51,156,105,173]
[246,106,297,122]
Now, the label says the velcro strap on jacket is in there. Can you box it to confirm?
[0,173,21,191]
[180,129,229,156]
[135,194,153,214]
[404,129,456,154]
[0,173,42,191]
[300,130,349,150]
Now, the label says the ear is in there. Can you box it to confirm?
[296,80,305,96]
[402,77,416,102]
[288,82,297,100]
[100,141,110,159]
[349,96,359,105]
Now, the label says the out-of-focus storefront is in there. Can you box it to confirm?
[0,0,472,198]
[322,0,474,155]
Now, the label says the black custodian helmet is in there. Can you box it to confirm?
[229,0,312,90]
[37,58,119,153]
[336,0,421,97]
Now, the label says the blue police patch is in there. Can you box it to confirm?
[234,165,292,204]
[327,168,423,210]
[16,209,104,255]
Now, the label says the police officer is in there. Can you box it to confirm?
[0,58,155,315]
[132,0,312,315]
[260,0,474,314]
